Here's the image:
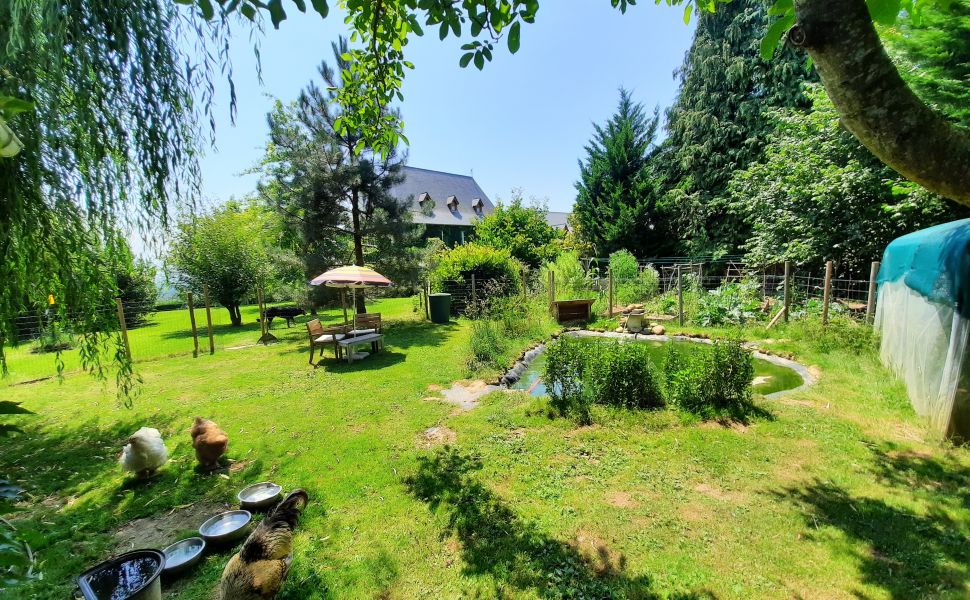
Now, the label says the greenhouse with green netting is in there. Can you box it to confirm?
[876,219,970,443]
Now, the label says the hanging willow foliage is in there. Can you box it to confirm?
[0,1,229,400]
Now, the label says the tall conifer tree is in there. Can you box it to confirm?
[658,0,815,256]
[574,89,672,258]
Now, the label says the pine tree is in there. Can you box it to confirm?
[256,38,423,311]
[883,0,970,130]
[658,0,815,256]
[574,89,672,258]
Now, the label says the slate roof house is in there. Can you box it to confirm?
[391,165,572,244]
[390,166,495,245]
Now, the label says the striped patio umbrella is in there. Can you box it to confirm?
[309,265,392,326]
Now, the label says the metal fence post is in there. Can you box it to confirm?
[203,284,215,354]
[423,281,430,320]
[677,265,684,326]
[783,261,792,323]
[115,298,132,362]
[821,260,834,325]
[187,292,199,357]
[866,260,880,325]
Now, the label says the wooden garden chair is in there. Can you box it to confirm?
[306,319,347,364]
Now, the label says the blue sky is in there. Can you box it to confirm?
[196,2,696,213]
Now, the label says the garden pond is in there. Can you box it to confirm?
[511,337,805,397]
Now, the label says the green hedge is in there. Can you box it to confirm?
[430,243,522,293]
[544,336,755,422]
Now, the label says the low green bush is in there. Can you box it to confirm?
[544,337,664,423]
[540,250,589,299]
[663,339,754,417]
[430,243,522,294]
[784,315,877,354]
[693,279,763,326]
[615,266,660,306]
[608,249,639,280]
[544,336,592,424]
[467,320,507,371]
[586,342,664,410]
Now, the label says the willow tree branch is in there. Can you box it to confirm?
[791,0,970,206]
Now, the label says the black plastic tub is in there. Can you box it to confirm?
[77,549,164,600]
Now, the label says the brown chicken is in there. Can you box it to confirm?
[216,489,309,600]
[190,417,228,471]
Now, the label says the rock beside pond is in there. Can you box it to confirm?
[615,327,624,333]
[651,325,666,335]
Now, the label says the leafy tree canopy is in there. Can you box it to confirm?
[882,0,970,129]
[0,1,224,378]
[658,0,814,256]
[168,203,279,326]
[473,192,562,268]
[728,86,970,275]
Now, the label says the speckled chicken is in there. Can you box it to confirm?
[190,417,229,471]
[119,427,168,478]
[217,489,309,600]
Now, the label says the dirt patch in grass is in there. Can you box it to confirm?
[570,529,626,576]
[430,380,501,411]
[113,500,228,552]
[606,491,639,509]
[694,483,743,503]
[426,384,442,392]
[679,502,711,522]
[419,426,457,448]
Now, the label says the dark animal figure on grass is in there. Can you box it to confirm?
[216,489,309,600]
[257,306,306,328]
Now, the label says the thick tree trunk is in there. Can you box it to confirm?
[791,0,970,206]
[227,304,242,327]
[350,188,367,314]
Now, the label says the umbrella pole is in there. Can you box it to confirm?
[341,289,348,327]
[352,288,358,330]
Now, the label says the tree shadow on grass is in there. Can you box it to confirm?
[772,477,969,599]
[869,441,970,511]
[404,447,717,600]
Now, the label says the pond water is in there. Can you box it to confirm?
[511,338,804,397]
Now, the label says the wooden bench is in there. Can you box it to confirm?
[552,299,595,324]
[338,333,384,364]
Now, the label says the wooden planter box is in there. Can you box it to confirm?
[552,299,595,324]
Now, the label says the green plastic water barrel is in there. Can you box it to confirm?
[429,293,451,323]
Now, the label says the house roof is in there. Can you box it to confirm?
[546,211,571,230]
[391,166,494,227]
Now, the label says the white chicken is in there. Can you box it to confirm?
[119,427,169,478]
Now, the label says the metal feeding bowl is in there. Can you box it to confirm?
[199,510,252,545]
[237,482,283,510]
[161,537,206,575]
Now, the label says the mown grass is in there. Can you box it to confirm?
[1,302,968,599]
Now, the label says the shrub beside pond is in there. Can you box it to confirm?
[544,336,755,422]
[663,339,754,418]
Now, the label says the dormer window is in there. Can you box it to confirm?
[447,195,459,211]
[472,198,484,216]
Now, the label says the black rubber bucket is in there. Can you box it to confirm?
[77,549,164,600]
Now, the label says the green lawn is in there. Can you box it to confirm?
[1,303,968,599]
[1,299,417,385]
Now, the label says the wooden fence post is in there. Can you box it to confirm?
[187,292,199,357]
[677,265,684,326]
[471,274,477,304]
[203,285,215,355]
[115,298,132,362]
[521,267,528,304]
[548,270,555,313]
[423,281,430,320]
[866,260,880,325]
[697,262,704,290]
[783,261,792,323]
[608,268,614,318]
[821,260,834,325]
